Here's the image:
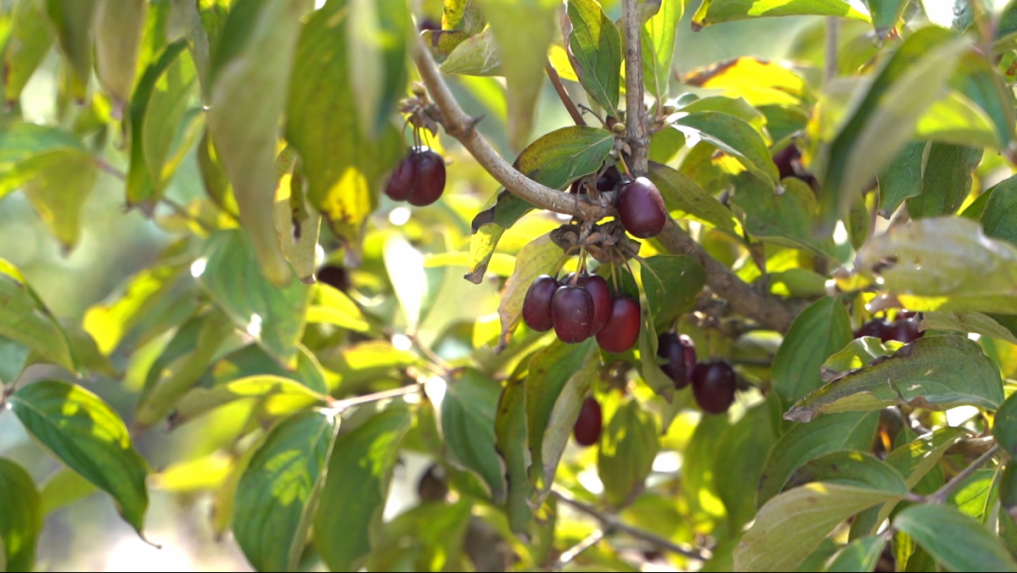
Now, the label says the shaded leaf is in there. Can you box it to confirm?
[0,259,76,373]
[440,27,501,76]
[346,0,408,137]
[981,174,1017,246]
[38,468,96,516]
[820,337,896,382]
[286,0,402,246]
[906,144,982,219]
[9,381,149,535]
[0,123,89,201]
[920,311,1017,345]
[757,411,878,507]
[494,374,533,533]
[197,230,310,366]
[783,451,907,493]
[273,167,321,284]
[877,141,927,218]
[713,402,778,531]
[734,484,903,573]
[894,504,1017,572]
[647,161,738,232]
[640,0,682,100]
[772,297,853,403]
[234,411,338,572]
[824,535,888,573]
[0,459,41,572]
[733,175,841,258]
[993,392,1017,456]
[636,304,675,397]
[94,0,147,114]
[440,368,506,502]
[564,0,621,114]
[41,0,96,99]
[21,149,98,249]
[598,397,660,508]
[2,0,54,105]
[675,111,779,186]
[639,254,705,331]
[443,0,485,35]
[786,336,1005,423]
[315,406,413,572]
[207,0,311,285]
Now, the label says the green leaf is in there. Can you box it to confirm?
[273,168,321,284]
[21,149,98,250]
[0,459,41,572]
[514,126,617,190]
[38,468,96,516]
[947,468,996,522]
[564,0,621,114]
[170,375,330,429]
[823,535,888,573]
[733,175,841,258]
[286,0,402,246]
[526,338,599,492]
[94,0,147,114]
[783,451,908,493]
[640,0,682,100]
[2,0,54,105]
[234,411,338,572]
[315,406,413,572]
[692,0,870,28]
[317,340,420,395]
[950,50,1017,156]
[675,111,779,186]
[757,411,878,507]
[981,174,1017,246]
[197,230,311,366]
[383,233,443,332]
[474,0,557,149]
[598,397,660,508]
[0,259,76,374]
[647,161,738,232]
[440,368,506,502]
[1001,463,1017,515]
[921,311,1017,345]
[786,336,1005,423]
[439,27,501,76]
[894,504,1017,572]
[877,141,927,218]
[9,381,149,536]
[346,0,408,137]
[734,484,904,573]
[443,0,485,35]
[422,29,471,64]
[0,123,89,200]
[41,0,96,99]
[856,217,1017,301]
[494,373,533,533]
[772,297,854,404]
[993,392,1017,456]
[307,283,371,332]
[207,0,311,285]
[820,337,896,381]
[817,27,971,232]
[639,255,705,331]
[496,233,562,348]
[906,144,982,218]
[126,41,199,212]
[366,500,475,572]
[713,402,778,531]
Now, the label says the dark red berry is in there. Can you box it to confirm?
[407,148,447,207]
[577,274,611,334]
[896,310,917,321]
[569,179,589,194]
[596,165,622,192]
[573,397,602,447]
[657,332,688,388]
[617,177,666,238]
[385,152,418,201]
[595,295,641,353]
[418,17,441,31]
[855,319,889,340]
[692,360,736,415]
[551,286,596,343]
[885,320,923,344]
[772,145,800,181]
[317,265,350,292]
[522,275,560,333]
[679,335,697,380]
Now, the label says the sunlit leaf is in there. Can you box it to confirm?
[692,0,870,28]
[823,535,887,573]
[41,0,97,100]
[346,0,408,137]
[170,375,331,429]
[675,112,779,186]
[647,161,739,232]
[0,459,41,573]
[772,297,853,403]
[234,411,338,572]
[894,504,1017,572]
[21,149,98,250]
[920,311,1017,345]
[640,0,682,100]
[2,0,54,105]
[564,0,621,114]
[94,0,147,115]
[9,381,149,536]
[0,259,76,374]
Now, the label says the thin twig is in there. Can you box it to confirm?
[545,63,586,126]
[552,529,605,571]
[96,158,126,180]
[656,220,797,332]
[411,36,615,221]
[925,444,1000,504]
[331,384,422,413]
[824,17,839,84]
[621,0,650,174]
[407,332,454,373]
[551,488,710,561]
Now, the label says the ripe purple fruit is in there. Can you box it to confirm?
[885,320,923,344]
[595,295,641,353]
[551,286,596,343]
[657,332,695,389]
[617,177,666,238]
[576,274,611,334]
[407,148,447,207]
[596,165,622,192]
[855,319,889,340]
[522,275,559,333]
[384,152,418,202]
[573,397,602,447]
[316,265,350,292]
[692,360,736,415]
[679,335,697,380]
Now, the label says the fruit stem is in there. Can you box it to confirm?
[553,246,580,279]
[545,62,586,126]
[616,154,633,178]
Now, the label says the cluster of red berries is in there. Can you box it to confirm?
[522,272,641,353]
[384,146,447,206]
[855,311,923,344]
[570,164,667,239]
[657,333,736,415]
